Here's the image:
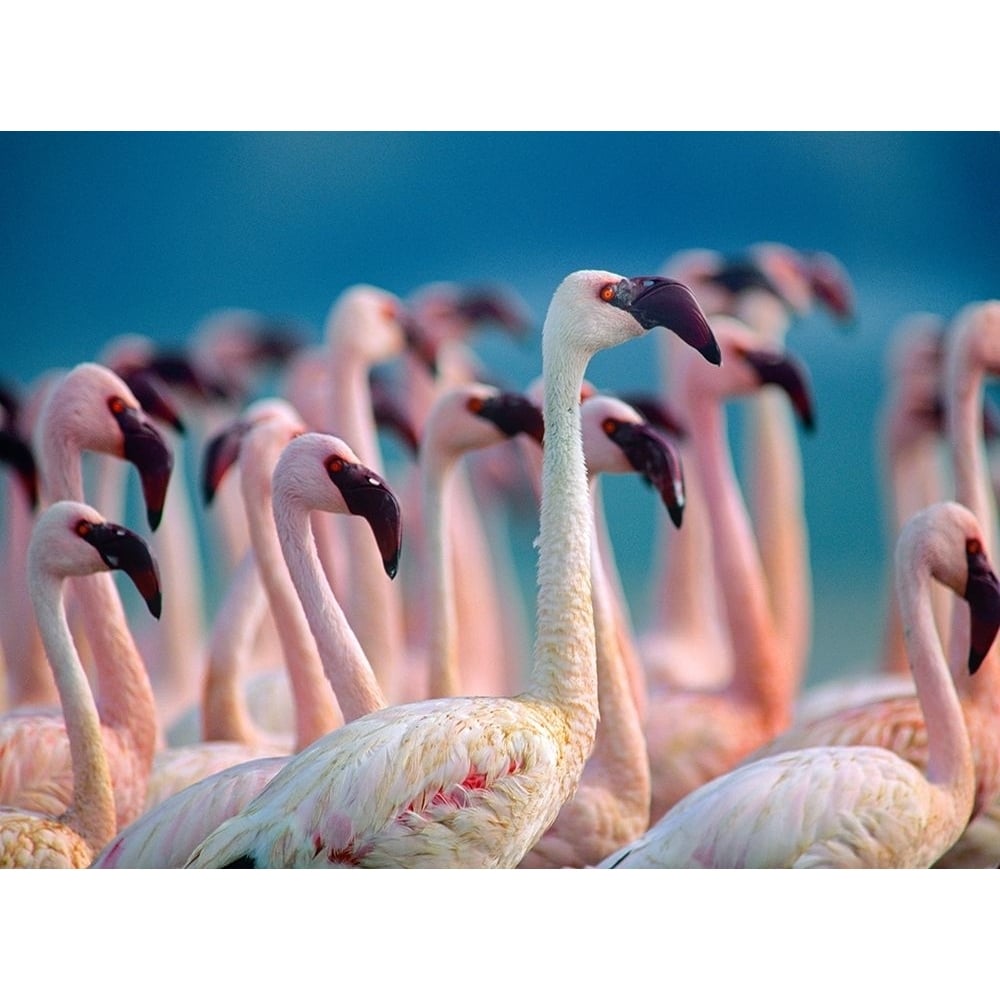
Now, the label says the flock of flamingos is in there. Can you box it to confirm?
[2,241,999,868]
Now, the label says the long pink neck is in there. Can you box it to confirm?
[946,346,1000,698]
[586,481,649,800]
[241,440,343,749]
[897,542,973,807]
[684,382,792,727]
[326,346,404,697]
[38,423,158,769]
[201,549,271,743]
[273,491,387,723]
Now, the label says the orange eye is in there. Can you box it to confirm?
[467,397,485,414]
[602,418,618,435]
[968,538,983,555]
[326,456,344,474]
[599,284,616,303]
[109,396,126,415]
[381,302,398,322]
[75,520,92,538]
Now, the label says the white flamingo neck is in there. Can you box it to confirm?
[272,493,387,723]
[528,338,598,745]
[28,567,116,852]
[242,443,342,749]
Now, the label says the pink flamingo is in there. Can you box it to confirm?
[143,400,348,808]
[1,500,162,868]
[599,500,1000,868]
[0,364,171,828]
[178,269,718,868]
[644,316,815,825]
[742,300,1000,868]
[415,382,544,700]
[93,430,404,867]
[520,394,684,867]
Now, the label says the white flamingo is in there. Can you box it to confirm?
[1,501,162,867]
[179,268,719,868]
[599,500,1000,868]
[520,394,684,867]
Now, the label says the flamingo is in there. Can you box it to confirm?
[176,268,718,868]
[599,500,1000,868]
[0,363,171,828]
[1,501,162,868]
[93,430,404,867]
[142,401,348,808]
[741,300,1000,868]
[416,382,544,700]
[644,316,815,825]
[519,394,684,867]
[92,333,211,733]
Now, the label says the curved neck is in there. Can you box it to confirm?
[29,568,116,852]
[946,357,1000,692]
[588,482,649,788]
[684,382,792,725]
[527,335,598,754]
[273,492,387,723]
[242,446,343,749]
[897,550,973,804]
[201,549,270,743]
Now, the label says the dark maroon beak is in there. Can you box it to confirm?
[325,461,403,580]
[250,320,307,365]
[110,402,174,531]
[0,428,39,508]
[471,392,545,445]
[81,520,162,619]
[118,369,186,435]
[806,251,856,325]
[602,418,686,528]
[146,351,232,401]
[964,541,1000,675]
[455,287,534,339]
[617,392,688,441]
[611,277,722,366]
[401,313,440,377]
[741,348,816,432]
[201,419,250,505]
[370,377,420,456]
[707,257,792,310]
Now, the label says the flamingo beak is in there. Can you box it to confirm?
[613,277,722,366]
[741,348,816,432]
[473,392,546,445]
[119,369,186,435]
[603,419,686,528]
[0,428,39,509]
[708,258,793,312]
[455,288,534,340]
[326,462,403,580]
[82,521,163,619]
[806,251,856,325]
[964,543,1000,675]
[401,313,440,377]
[201,419,250,505]
[617,392,689,441]
[112,405,174,531]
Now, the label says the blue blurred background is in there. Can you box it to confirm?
[2,131,997,687]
